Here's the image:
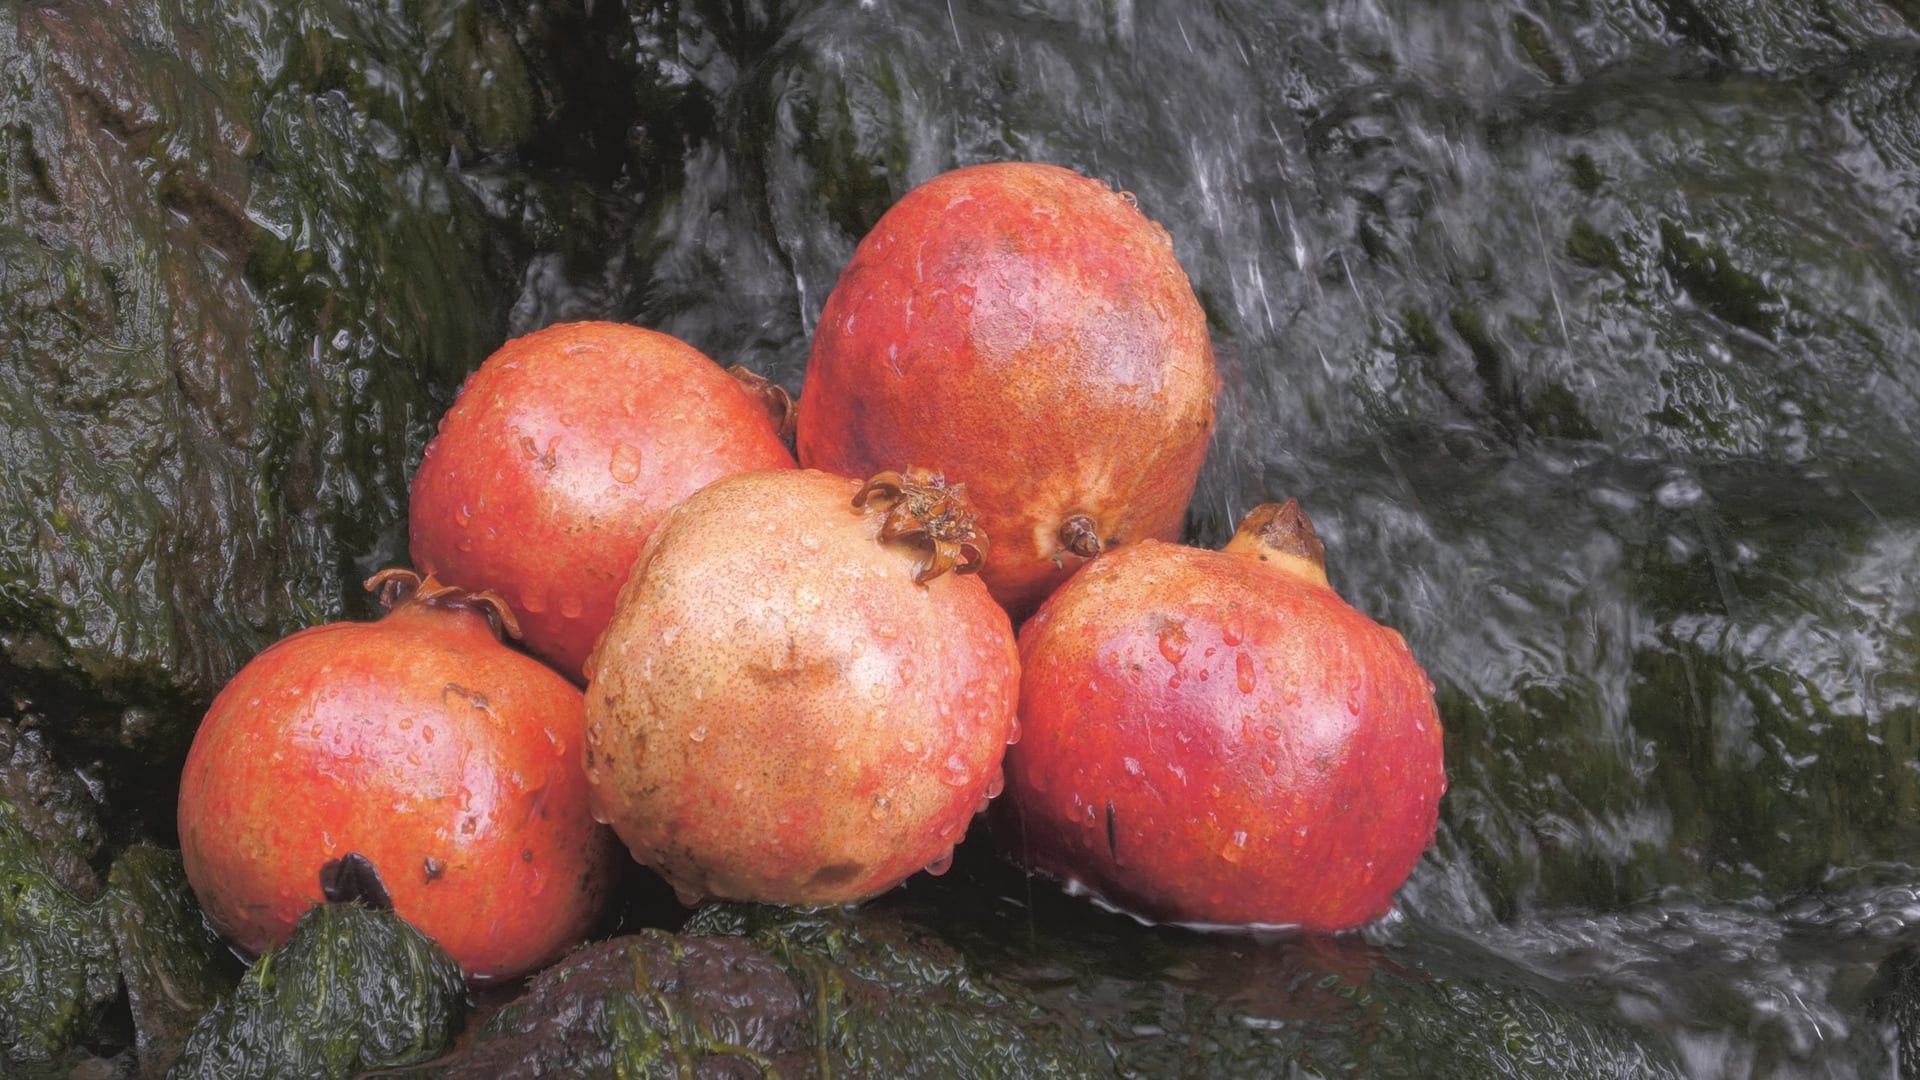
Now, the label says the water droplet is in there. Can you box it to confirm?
[1291,825,1308,848]
[1220,831,1249,864]
[985,768,1005,799]
[521,588,548,614]
[1006,714,1022,745]
[1197,669,1210,682]
[870,795,892,820]
[455,503,473,526]
[457,537,474,552]
[749,576,773,599]
[1346,675,1363,715]
[688,724,708,743]
[421,724,435,742]
[1261,756,1278,777]
[940,753,971,786]
[558,593,584,619]
[924,849,954,876]
[1157,624,1190,665]
[609,442,643,483]
[1123,756,1144,777]
[1236,652,1257,694]
[1221,612,1245,646]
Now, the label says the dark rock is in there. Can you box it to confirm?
[0,0,546,757]
[167,900,467,1080]
[104,847,240,1080]
[416,931,814,1079]
[0,717,107,898]
[0,792,120,1067]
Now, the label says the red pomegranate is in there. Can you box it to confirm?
[1004,501,1446,929]
[410,321,796,681]
[584,467,1019,906]
[796,161,1217,622]
[177,570,618,981]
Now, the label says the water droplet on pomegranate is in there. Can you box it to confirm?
[1157,624,1189,665]
[1261,756,1278,777]
[455,503,473,526]
[688,724,708,743]
[1197,669,1210,682]
[749,576,773,599]
[421,725,435,743]
[457,537,474,552]
[1123,756,1144,777]
[1220,831,1249,864]
[870,795,892,820]
[558,593,584,619]
[1291,825,1308,848]
[1005,714,1022,745]
[609,442,643,483]
[940,753,971,786]
[1221,612,1245,646]
[1346,675,1363,715]
[1236,652,1257,694]
[985,767,1005,798]
[925,849,954,876]
[521,588,548,614]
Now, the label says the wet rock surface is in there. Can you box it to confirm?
[168,901,467,1080]
[4,0,1920,1075]
[410,931,815,1079]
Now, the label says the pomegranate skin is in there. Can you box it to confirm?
[410,321,796,681]
[584,468,1020,907]
[1005,504,1446,930]
[178,580,618,981]
[796,161,1217,622]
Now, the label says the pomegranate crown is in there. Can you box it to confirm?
[853,467,990,584]
[364,568,524,641]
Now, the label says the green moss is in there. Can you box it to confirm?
[169,902,467,1080]
[0,795,119,1065]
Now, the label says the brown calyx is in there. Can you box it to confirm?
[1057,515,1104,559]
[728,365,796,442]
[852,467,990,583]
[364,568,524,641]
[1221,499,1331,589]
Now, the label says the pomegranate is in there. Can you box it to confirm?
[584,467,1019,906]
[796,161,1217,621]
[410,321,796,681]
[1004,501,1446,929]
[178,570,618,981]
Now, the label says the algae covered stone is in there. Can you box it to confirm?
[169,900,467,1080]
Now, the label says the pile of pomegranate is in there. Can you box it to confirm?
[178,161,1446,981]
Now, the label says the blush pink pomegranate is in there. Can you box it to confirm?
[584,467,1019,906]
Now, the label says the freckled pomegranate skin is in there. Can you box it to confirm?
[177,594,618,982]
[410,321,796,681]
[584,468,1020,907]
[796,162,1217,622]
[1005,534,1446,930]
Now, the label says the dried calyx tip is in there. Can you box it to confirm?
[853,467,989,583]
[362,568,524,641]
[728,365,796,442]
[1225,499,1331,588]
[1057,515,1103,559]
